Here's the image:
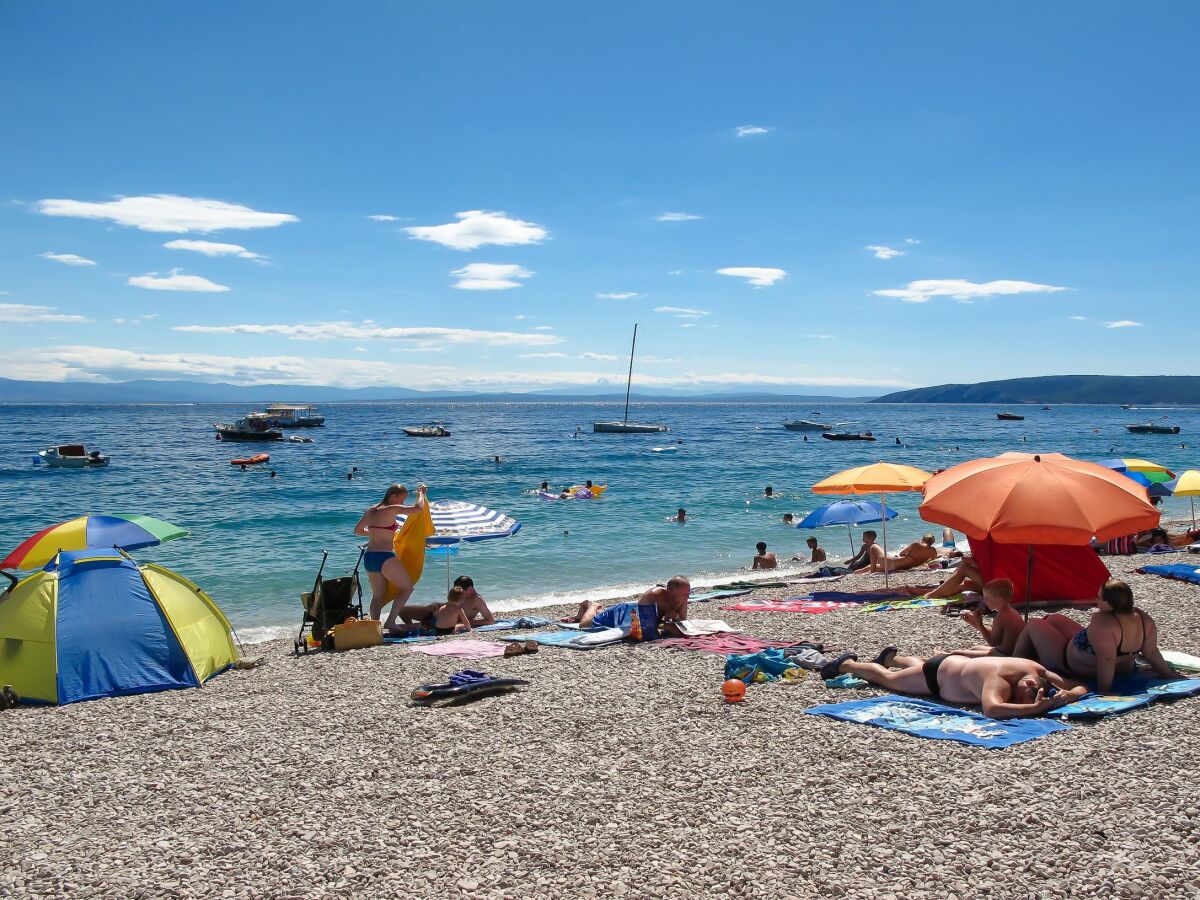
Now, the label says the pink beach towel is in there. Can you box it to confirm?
[411,639,508,659]
[721,598,858,614]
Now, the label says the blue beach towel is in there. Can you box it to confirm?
[1137,564,1200,585]
[499,629,625,650]
[591,602,660,640]
[805,695,1070,748]
[1048,677,1200,719]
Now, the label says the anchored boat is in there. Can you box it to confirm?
[821,431,876,442]
[264,403,325,428]
[37,444,110,468]
[997,412,1025,421]
[593,324,669,434]
[1126,422,1181,435]
[403,424,451,437]
[215,414,283,442]
[783,419,833,432]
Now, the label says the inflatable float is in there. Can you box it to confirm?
[231,453,270,466]
[538,484,608,500]
[410,674,529,706]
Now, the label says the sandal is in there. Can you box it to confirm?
[522,640,539,654]
[503,643,525,657]
[872,646,899,668]
[819,652,858,681]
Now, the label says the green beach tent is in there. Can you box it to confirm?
[0,549,238,705]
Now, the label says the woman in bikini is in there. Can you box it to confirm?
[1013,579,1177,691]
[354,482,428,630]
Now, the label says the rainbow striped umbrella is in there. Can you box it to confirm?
[1098,458,1176,482]
[1,514,188,571]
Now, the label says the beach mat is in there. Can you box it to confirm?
[720,597,859,614]
[673,619,739,636]
[1047,676,1200,720]
[651,634,801,655]
[805,695,1070,748]
[1161,650,1200,673]
[500,629,625,650]
[1137,564,1200,585]
[411,640,508,660]
[689,589,753,603]
[861,596,963,612]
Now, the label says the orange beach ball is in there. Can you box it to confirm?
[722,679,747,703]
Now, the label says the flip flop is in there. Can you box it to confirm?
[872,646,899,668]
[819,652,858,681]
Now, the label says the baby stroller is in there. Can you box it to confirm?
[294,548,364,655]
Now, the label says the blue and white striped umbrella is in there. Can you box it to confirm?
[396,499,521,546]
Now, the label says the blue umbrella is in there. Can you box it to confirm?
[797,499,898,553]
[1123,471,1175,498]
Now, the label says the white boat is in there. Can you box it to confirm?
[38,444,110,468]
[783,419,833,432]
[593,324,669,434]
[404,424,451,437]
[264,403,325,428]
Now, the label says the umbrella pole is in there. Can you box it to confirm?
[846,524,855,555]
[1024,545,1034,622]
[1192,497,1196,531]
[446,546,451,592]
[880,493,889,588]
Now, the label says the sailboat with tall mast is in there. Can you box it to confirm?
[593,324,669,433]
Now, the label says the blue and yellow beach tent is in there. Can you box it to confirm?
[0,549,238,704]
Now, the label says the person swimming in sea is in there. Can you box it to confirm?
[353,482,429,632]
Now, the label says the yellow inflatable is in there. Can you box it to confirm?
[568,484,608,497]
[382,502,435,602]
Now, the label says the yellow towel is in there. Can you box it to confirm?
[383,503,436,601]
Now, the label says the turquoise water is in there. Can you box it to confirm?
[2,402,1196,640]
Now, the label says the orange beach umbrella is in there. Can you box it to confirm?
[812,462,933,585]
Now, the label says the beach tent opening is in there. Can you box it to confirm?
[967,536,1111,606]
[0,549,238,705]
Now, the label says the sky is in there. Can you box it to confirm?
[2,2,1197,394]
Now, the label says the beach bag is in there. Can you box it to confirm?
[327,617,383,651]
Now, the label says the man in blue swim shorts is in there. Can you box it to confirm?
[565,576,691,640]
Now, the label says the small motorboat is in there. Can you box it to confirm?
[404,424,451,437]
[215,414,283,442]
[783,419,833,432]
[37,444,109,468]
[1041,406,1052,411]
[231,453,270,466]
[997,412,1025,421]
[821,431,876,442]
[286,435,315,443]
[1126,422,1181,435]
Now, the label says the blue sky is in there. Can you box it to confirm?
[2,2,1196,393]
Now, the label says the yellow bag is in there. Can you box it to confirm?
[328,617,383,651]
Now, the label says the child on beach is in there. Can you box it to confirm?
[957,578,1025,655]
[432,586,473,635]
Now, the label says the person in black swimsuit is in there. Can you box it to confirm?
[1013,579,1177,691]
[821,649,1087,719]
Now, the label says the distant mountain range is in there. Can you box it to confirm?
[875,375,1200,405]
[0,378,875,404]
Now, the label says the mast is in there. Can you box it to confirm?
[623,324,638,424]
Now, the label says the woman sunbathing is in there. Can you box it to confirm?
[1012,579,1177,691]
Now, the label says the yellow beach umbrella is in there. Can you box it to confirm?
[812,462,933,585]
[1172,470,1200,529]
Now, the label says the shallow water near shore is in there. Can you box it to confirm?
[2,401,1196,640]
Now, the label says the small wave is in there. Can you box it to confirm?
[235,624,297,646]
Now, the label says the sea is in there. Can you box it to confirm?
[2,402,1196,643]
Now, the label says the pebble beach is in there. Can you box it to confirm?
[5,557,1200,899]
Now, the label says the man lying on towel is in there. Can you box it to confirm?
[565,576,691,639]
[821,649,1087,719]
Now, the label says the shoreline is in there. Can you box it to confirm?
[8,556,1200,897]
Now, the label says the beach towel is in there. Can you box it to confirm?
[711,580,790,590]
[651,634,800,655]
[1161,650,1200,673]
[720,596,860,614]
[474,616,552,632]
[725,648,807,684]
[861,595,963,613]
[591,602,660,640]
[1047,677,1200,719]
[673,619,739,636]
[411,640,508,660]
[805,695,1071,748]
[383,501,437,602]
[689,589,752,603]
[383,635,437,645]
[1137,564,1200,586]
[500,629,625,650]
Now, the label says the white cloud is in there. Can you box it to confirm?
[0,303,90,324]
[655,212,702,222]
[655,306,709,319]
[579,352,618,361]
[1105,320,1142,329]
[172,321,563,346]
[368,214,398,222]
[680,323,697,328]
[519,352,569,359]
[36,194,297,233]
[1069,315,1088,321]
[163,239,262,260]
[596,292,642,300]
[450,262,533,291]
[867,245,904,260]
[667,270,683,276]
[736,125,770,137]
[405,210,547,251]
[717,267,786,288]
[40,251,97,267]
[128,270,230,292]
[803,334,835,340]
[905,238,921,244]
[873,279,1068,304]
[534,325,554,331]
